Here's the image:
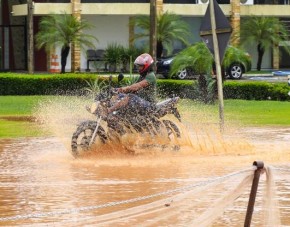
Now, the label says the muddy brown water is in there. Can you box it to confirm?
[0,98,290,226]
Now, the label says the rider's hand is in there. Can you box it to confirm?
[112,88,121,94]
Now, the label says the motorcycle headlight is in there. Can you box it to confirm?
[90,101,100,114]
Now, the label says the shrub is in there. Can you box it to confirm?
[0,73,117,96]
[157,79,196,99]
[223,81,289,101]
[0,73,289,101]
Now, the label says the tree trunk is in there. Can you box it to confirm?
[61,45,70,74]
[256,43,264,71]
[198,74,208,103]
[157,40,163,58]
[27,0,34,74]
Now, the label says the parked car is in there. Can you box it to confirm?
[157,56,192,79]
[156,46,252,80]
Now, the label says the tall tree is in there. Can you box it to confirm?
[131,11,191,58]
[35,13,97,73]
[240,16,290,71]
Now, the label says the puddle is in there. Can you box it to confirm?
[0,124,289,226]
[0,96,289,226]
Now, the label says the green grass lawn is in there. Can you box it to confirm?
[0,119,41,138]
[178,99,290,126]
[0,96,289,138]
[0,96,51,138]
[0,96,44,116]
[224,100,290,125]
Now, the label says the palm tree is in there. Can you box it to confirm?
[170,43,250,103]
[36,13,97,73]
[240,16,290,71]
[131,11,191,58]
[170,42,213,76]
[170,42,215,103]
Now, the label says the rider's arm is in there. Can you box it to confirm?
[119,79,149,93]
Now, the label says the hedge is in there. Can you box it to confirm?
[223,80,290,101]
[0,73,289,101]
[0,73,99,95]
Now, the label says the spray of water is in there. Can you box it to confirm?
[263,166,281,226]
[33,96,256,159]
[33,96,93,150]
[3,96,288,226]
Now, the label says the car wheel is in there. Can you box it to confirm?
[228,64,243,79]
[176,69,188,80]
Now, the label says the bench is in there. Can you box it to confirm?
[86,49,106,72]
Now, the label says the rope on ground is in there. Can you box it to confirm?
[99,170,255,227]
[0,166,256,222]
[189,173,254,227]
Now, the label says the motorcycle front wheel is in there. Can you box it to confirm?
[71,120,107,158]
[162,120,181,151]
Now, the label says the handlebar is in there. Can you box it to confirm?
[111,88,119,95]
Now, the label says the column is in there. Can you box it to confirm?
[71,0,81,72]
[156,0,163,15]
[230,0,240,46]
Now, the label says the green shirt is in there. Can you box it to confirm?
[136,71,157,103]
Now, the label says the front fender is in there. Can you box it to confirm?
[76,120,98,127]
[172,108,181,122]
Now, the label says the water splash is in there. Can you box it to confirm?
[33,96,256,158]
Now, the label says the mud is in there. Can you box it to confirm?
[0,116,36,122]
[0,96,289,226]
[0,125,289,226]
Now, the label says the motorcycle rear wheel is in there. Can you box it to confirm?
[71,120,107,158]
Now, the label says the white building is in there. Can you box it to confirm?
[1,0,289,72]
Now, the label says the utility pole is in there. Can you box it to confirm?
[201,0,232,132]
[27,0,34,74]
[150,0,157,70]
[209,0,224,131]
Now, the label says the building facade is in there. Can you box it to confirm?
[1,0,290,72]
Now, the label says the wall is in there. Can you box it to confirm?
[53,15,129,72]
[245,43,272,71]
[55,14,273,72]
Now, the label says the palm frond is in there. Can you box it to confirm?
[131,11,191,55]
[84,77,108,98]
[241,16,290,51]
[170,42,213,77]
[35,12,97,53]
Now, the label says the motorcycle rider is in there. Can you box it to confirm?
[104,53,157,118]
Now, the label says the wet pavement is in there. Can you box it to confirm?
[0,94,290,226]
[0,125,290,226]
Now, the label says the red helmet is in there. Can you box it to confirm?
[134,53,154,74]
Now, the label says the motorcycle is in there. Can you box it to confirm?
[71,75,182,158]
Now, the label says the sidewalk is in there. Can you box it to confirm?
[243,70,289,82]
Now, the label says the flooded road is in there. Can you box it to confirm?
[0,125,290,226]
[1,96,290,226]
